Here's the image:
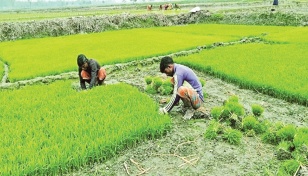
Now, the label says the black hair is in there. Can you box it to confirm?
[77,54,88,67]
[160,56,174,73]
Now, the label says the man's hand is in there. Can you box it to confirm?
[159,107,167,115]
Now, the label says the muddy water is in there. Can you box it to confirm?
[67,61,307,176]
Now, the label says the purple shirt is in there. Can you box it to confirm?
[163,64,204,112]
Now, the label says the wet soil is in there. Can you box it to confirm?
[67,62,308,176]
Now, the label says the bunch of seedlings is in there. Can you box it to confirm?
[205,95,307,175]
[205,95,244,145]
[145,76,173,95]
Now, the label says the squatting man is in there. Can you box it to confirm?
[159,56,207,120]
[77,54,107,90]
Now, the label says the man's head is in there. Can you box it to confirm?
[77,54,88,70]
[160,56,174,76]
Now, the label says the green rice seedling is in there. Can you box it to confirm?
[223,127,242,145]
[229,113,242,130]
[199,78,206,87]
[276,141,294,160]
[152,77,163,90]
[210,96,245,127]
[203,92,207,100]
[276,124,297,142]
[145,85,157,94]
[210,106,224,121]
[251,104,264,117]
[291,150,307,166]
[227,95,239,103]
[259,120,271,134]
[293,127,308,150]
[224,96,245,117]
[0,24,239,82]
[277,159,300,176]
[292,127,308,164]
[261,122,285,145]
[176,39,308,106]
[145,76,153,85]
[242,115,264,134]
[159,80,173,95]
[245,129,256,137]
[204,120,224,140]
[0,81,171,175]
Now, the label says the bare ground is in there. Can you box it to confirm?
[67,62,308,176]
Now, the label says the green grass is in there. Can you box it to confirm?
[0,80,171,175]
[0,59,4,79]
[0,24,298,82]
[176,42,308,105]
[0,24,244,82]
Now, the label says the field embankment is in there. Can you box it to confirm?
[0,1,307,42]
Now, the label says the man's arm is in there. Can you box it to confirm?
[88,62,98,89]
[162,74,183,113]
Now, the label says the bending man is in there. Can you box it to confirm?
[77,54,107,90]
[159,56,206,120]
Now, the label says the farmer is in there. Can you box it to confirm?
[174,3,181,10]
[158,56,206,120]
[77,54,106,90]
[147,4,152,11]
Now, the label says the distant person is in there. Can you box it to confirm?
[158,56,207,120]
[174,3,181,10]
[273,0,278,5]
[147,4,152,11]
[77,54,106,90]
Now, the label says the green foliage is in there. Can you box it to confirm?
[199,78,206,87]
[159,80,173,95]
[261,122,285,145]
[224,96,245,117]
[209,13,224,22]
[204,120,224,140]
[293,127,308,164]
[145,76,173,95]
[277,160,300,176]
[242,115,264,134]
[152,77,163,90]
[211,96,245,122]
[223,128,242,145]
[0,81,171,175]
[145,85,157,94]
[176,33,308,106]
[276,141,294,160]
[145,76,152,85]
[276,124,297,142]
[210,106,224,120]
[293,127,308,149]
[251,104,264,117]
[0,24,239,82]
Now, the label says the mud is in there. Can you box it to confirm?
[67,61,307,176]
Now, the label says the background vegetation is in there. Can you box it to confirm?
[0,24,241,81]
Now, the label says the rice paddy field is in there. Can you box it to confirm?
[0,1,307,175]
